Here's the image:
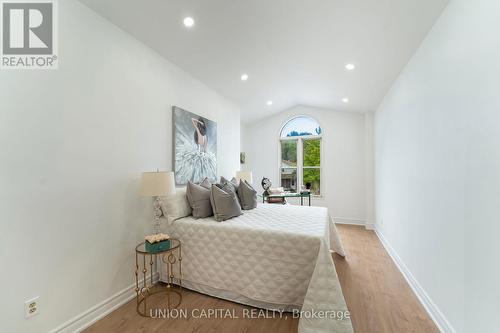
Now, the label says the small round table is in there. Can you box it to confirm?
[134,239,182,317]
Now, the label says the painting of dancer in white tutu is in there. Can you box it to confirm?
[192,117,208,152]
[173,106,217,185]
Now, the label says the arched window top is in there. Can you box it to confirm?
[280,116,322,138]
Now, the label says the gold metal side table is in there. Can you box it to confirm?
[135,239,182,317]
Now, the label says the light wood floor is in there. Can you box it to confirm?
[84,225,438,333]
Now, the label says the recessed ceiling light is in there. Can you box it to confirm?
[267,100,273,106]
[342,98,349,103]
[345,63,355,70]
[183,17,195,28]
[241,74,249,81]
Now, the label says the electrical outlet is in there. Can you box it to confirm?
[25,297,39,319]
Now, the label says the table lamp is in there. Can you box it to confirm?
[140,170,175,234]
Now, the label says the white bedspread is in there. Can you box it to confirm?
[161,203,353,333]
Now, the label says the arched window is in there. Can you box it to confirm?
[279,116,322,195]
[280,115,322,138]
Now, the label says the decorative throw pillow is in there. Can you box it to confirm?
[217,180,242,209]
[160,188,192,222]
[238,180,257,210]
[210,184,243,222]
[220,176,239,194]
[186,181,213,218]
[198,177,212,189]
[268,187,285,195]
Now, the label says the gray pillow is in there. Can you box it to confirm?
[210,184,243,221]
[238,180,257,210]
[198,177,212,189]
[186,181,213,218]
[220,176,239,194]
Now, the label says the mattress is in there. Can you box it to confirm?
[160,203,353,333]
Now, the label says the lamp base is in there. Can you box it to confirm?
[152,196,163,234]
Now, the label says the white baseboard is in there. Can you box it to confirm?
[333,216,366,226]
[333,217,376,231]
[374,228,456,333]
[364,223,375,230]
[50,273,159,333]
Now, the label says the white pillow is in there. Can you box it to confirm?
[268,187,284,195]
[160,188,192,222]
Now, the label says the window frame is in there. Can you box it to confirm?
[279,137,299,193]
[278,116,323,197]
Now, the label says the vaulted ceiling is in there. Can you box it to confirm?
[80,0,448,123]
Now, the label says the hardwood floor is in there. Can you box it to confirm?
[332,225,438,333]
[84,225,438,333]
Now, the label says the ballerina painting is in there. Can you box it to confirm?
[173,106,217,185]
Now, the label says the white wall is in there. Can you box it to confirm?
[374,0,500,332]
[0,1,240,332]
[242,105,373,224]
[364,113,375,228]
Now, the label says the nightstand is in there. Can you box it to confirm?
[134,238,182,317]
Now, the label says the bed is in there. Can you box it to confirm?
[160,203,354,333]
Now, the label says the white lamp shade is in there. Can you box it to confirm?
[140,171,176,197]
[236,171,253,184]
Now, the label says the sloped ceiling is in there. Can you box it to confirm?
[80,0,448,123]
